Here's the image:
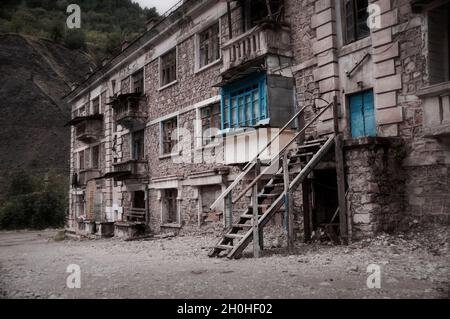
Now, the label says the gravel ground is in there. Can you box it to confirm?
[0,225,448,299]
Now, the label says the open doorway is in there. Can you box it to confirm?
[310,169,339,242]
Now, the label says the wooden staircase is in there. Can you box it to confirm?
[208,135,335,258]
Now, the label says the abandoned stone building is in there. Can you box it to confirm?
[64,0,450,258]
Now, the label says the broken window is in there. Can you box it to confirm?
[344,0,370,44]
[92,97,100,114]
[132,69,144,94]
[428,3,450,84]
[91,145,100,169]
[132,130,145,160]
[162,189,178,224]
[78,150,85,171]
[242,0,284,31]
[221,73,267,129]
[200,103,221,146]
[198,23,220,68]
[161,117,178,155]
[160,48,177,87]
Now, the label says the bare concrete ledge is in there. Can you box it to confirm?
[416,81,450,98]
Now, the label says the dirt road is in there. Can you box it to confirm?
[0,227,448,299]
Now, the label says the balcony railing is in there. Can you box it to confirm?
[221,22,292,75]
[417,81,450,138]
[110,93,147,129]
[109,160,148,181]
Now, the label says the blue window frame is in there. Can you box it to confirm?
[220,73,268,129]
[349,89,376,138]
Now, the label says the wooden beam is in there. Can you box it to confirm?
[283,152,294,252]
[253,160,261,258]
[302,181,311,243]
[333,96,349,244]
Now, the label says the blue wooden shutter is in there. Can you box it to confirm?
[349,90,376,138]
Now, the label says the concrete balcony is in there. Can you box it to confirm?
[222,127,296,165]
[106,160,148,181]
[221,22,292,77]
[77,168,101,186]
[66,114,103,143]
[417,81,450,140]
[110,93,147,130]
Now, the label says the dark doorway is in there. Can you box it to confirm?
[312,169,339,228]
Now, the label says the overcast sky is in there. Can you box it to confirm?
[133,0,180,14]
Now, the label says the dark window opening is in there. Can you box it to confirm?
[160,49,177,86]
[201,103,221,146]
[132,130,145,160]
[92,97,100,114]
[78,150,85,171]
[428,4,450,84]
[92,145,100,169]
[242,0,284,31]
[132,69,144,94]
[133,191,146,209]
[199,23,220,68]
[344,0,370,44]
[163,189,178,224]
[161,117,178,155]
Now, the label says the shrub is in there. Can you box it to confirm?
[0,171,67,230]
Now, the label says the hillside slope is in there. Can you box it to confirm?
[0,34,94,197]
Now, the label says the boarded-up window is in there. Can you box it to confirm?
[344,0,370,44]
[428,4,450,84]
[161,117,178,155]
[91,145,100,169]
[199,23,220,68]
[201,103,221,145]
[160,49,177,86]
[132,69,144,93]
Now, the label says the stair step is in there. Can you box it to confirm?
[298,143,322,149]
[290,152,315,159]
[216,244,234,250]
[259,193,281,198]
[232,223,253,229]
[305,138,328,145]
[241,214,261,219]
[265,183,284,188]
[224,234,244,239]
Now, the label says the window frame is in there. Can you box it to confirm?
[160,116,179,156]
[221,73,268,130]
[132,129,145,160]
[91,145,100,169]
[159,48,178,89]
[131,69,145,94]
[343,0,370,45]
[198,103,222,147]
[91,96,100,115]
[195,21,221,72]
[78,150,85,171]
